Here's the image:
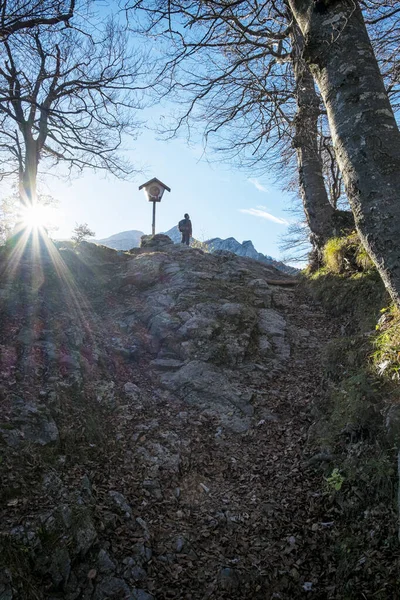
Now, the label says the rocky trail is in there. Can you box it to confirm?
[0,235,397,599]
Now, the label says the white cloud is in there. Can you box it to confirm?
[248,178,268,193]
[238,208,289,225]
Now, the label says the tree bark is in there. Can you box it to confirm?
[19,135,38,206]
[291,23,336,260]
[288,0,400,305]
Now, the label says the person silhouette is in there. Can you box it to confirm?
[178,213,192,246]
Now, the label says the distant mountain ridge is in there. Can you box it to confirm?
[94,230,143,250]
[94,226,297,275]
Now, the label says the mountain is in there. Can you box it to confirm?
[204,236,298,275]
[94,229,144,250]
[164,226,298,274]
[94,227,297,274]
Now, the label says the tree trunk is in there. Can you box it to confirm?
[19,136,38,206]
[291,23,335,262]
[288,0,400,305]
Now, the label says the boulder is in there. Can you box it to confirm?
[140,234,173,250]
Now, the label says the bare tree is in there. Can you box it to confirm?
[71,222,95,244]
[0,0,75,40]
[130,0,352,261]
[364,0,400,116]
[0,17,144,205]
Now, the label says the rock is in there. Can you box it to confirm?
[95,381,116,409]
[130,543,152,564]
[123,253,166,290]
[218,567,240,592]
[258,336,272,356]
[63,570,81,600]
[54,504,73,530]
[124,382,141,399]
[175,536,185,553]
[148,311,181,343]
[258,309,286,336]
[97,550,116,574]
[42,471,64,498]
[142,479,162,500]
[258,309,290,360]
[74,511,97,556]
[178,315,220,339]
[131,590,154,600]
[160,360,253,432]
[140,234,173,250]
[117,313,137,332]
[123,563,147,583]
[49,547,71,587]
[307,452,333,466]
[93,577,131,599]
[81,475,92,501]
[113,345,140,361]
[149,358,184,371]
[108,491,132,519]
[59,353,81,372]
[135,517,150,540]
[0,399,59,448]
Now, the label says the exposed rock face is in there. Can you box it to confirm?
[111,236,290,432]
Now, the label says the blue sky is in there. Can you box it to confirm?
[47,129,294,260]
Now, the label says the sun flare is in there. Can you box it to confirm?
[20,203,59,232]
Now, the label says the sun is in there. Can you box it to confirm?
[20,202,59,232]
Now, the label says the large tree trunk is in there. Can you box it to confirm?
[288,0,400,305]
[19,136,38,206]
[291,23,335,262]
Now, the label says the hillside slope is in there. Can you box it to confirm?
[0,234,397,600]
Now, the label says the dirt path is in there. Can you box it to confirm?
[2,243,397,600]
[92,284,339,600]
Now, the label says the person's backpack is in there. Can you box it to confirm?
[178,219,188,232]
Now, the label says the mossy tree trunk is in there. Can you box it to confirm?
[289,0,400,305]
[291,23,336,263]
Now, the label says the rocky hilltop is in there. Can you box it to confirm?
[93,227,297,275]
[0,234,396,599]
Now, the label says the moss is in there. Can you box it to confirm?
[372,306,400,380]
[306,269,386,333]
[305,263,398,581]
[322,232,374,275]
